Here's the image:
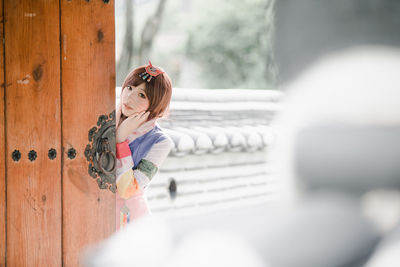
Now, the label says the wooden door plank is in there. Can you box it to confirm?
[0,0,6,265]
[5,0,62,266]
[61,1,115,265]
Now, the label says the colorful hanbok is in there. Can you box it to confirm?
[115,118,172,230]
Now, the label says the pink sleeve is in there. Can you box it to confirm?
[116,140,131,159]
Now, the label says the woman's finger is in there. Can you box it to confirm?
[139,111,148,118]
[116,101,122,127]
[132,111,145,120]
[129,111,141,118]
[139,111,150,122]
[136,111,146,118]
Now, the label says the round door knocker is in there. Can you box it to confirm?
[84,110,116,193]
[97,138,116,175]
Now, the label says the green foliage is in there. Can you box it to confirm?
[186,0,277,89]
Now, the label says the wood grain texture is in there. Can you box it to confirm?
[0,0,6,265]
[5,0,61,266]
[61,0,115,265]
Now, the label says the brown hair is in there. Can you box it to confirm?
[122,65,172,121]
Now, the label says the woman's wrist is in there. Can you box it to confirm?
[116,136,127,143]
[116,127,130,143]
[116,132,127,143]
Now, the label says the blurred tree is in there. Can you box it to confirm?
[116,0,168,86]
[116,0,134,85]
[139,0,168,64]
[186,0,277,89]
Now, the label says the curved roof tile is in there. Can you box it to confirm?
[173,127,213,154]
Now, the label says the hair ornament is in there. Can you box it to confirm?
[139,60,165,82]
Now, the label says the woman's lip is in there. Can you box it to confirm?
[123,104,133,110]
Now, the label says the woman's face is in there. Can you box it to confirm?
[121,82,150,117]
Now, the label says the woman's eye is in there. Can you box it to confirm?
[139,93,146,99]
[127,86,133,91]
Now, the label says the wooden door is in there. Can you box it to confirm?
[0,2,5,265]
[61,0,115,265]
[1,0,115,266]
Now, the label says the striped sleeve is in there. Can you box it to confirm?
[132,137,173,190]
[115,140,138,199]
[116,137,173,199]
[116,140,134,178]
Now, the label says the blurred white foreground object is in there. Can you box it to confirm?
[83,215,266,267]
[82,216,172,267]
[165,229,266,267]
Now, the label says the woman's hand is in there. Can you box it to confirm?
[116,101,122,128]
[116,111,150,143]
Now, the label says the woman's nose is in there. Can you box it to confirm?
[126,91,136,103]
[125,89,133,98]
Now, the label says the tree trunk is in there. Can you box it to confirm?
[116,0,135,86]
[138,0,168,64]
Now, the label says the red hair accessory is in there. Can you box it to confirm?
[139,61,165,82]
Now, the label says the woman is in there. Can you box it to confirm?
[115,61,173,230]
